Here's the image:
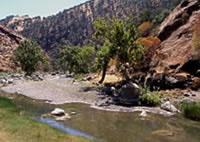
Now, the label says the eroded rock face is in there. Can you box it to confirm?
[157,0,200,71]
[0,0,180,58]
[0,25,23,71]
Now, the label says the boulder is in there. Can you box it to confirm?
[161,101,179,113]
[0,79,7,84]
[181,98,197,104]
[51,108,65,116]
[118,82,140,105]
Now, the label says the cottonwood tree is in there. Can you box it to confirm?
[93,18,144,83]
[59,46,95,74]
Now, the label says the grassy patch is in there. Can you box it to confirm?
[181,103,200,121]
[0,97,89,142]
[139,86,161,107]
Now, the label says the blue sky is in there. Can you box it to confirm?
[0,0,89,19]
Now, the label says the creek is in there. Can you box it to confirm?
[1,91,200,142]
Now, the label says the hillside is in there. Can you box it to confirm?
[0,0,181,58]
[132,0,200,91]
[0,25,23,71]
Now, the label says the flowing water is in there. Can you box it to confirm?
[1,91,200,142]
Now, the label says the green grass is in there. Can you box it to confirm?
[139,85,161,107]
[181,103,200,121]
[0,97,89,142]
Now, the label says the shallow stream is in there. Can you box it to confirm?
[1,91,200,142]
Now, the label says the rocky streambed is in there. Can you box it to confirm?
[0,73,188,116]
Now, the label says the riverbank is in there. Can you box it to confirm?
[1,73,200,117]
[0,96,88,142]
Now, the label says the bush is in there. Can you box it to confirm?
[13,40,47,75]
[139,86,161,107]
[181,103,200,121]
[192,22,200,58]
[138,21,153,37]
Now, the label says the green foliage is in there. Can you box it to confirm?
[181,103,200,121]
[137,9,153,26]
[136,8,171,27]
[13,40,47,75]
[59,46,96,74]
[139,85,161,107]
[152,9,171,25]
[93,17,143,82]
[94,44,111,71]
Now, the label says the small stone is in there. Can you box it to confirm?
[184,93,190,97]
[152,130,174,136]
[140,110,147,117]
[192,94,196,97]
[71,112,76,115]
[7,78,14,84]
[111,87,116,91]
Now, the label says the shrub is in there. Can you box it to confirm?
[139,85,161,107]
[13,40,47,75]
[181,103,200,121]
[192,22,200,58]
[138,21,153,37]
[136,37,161,48]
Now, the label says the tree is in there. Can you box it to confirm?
[75,46,96,73]
[13,40,47,75]
[59,46,95,74]
[59,46,81,74]
[93,17,143,83]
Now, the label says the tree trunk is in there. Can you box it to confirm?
[99,62,108,84]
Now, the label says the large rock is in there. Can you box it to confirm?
[157,0,200,72]
[161,101,179,113]
[118,82,140,105]
[0,25,23,72]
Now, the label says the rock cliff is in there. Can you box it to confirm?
[0,0,181,57]
[0,25,23,71]
[157,0,200,73]
[135,0,200,90]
